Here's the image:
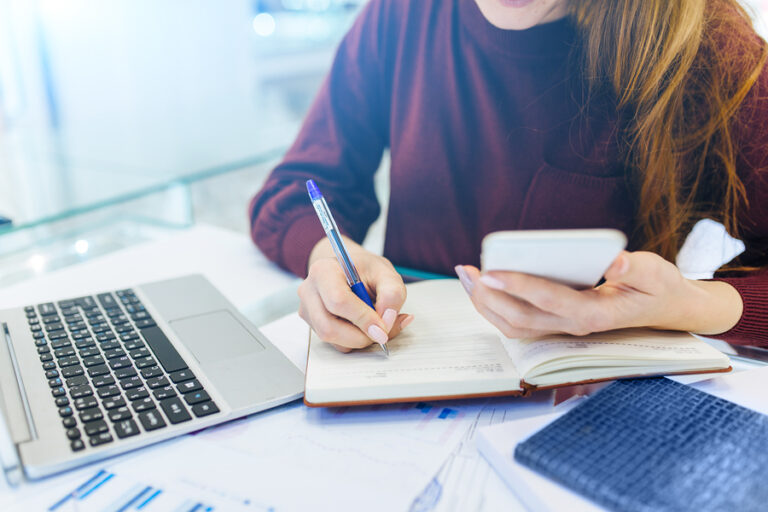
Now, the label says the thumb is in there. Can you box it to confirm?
[603,251,660,291]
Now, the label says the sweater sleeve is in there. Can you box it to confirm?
[709,55,768,346]
[249,1,391,277]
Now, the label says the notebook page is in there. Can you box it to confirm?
[503,328,730,384]
[305,280,522,404]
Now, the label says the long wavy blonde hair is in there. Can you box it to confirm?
[569,0,767,265]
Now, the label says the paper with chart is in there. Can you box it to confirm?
[3,398,476,512]
[305,280,522,404]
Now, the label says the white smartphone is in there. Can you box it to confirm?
[480,229,628,289]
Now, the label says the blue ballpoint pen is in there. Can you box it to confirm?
[306,179,390,356]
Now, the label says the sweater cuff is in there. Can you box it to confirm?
[709,276,768,346]
[280,214,326,278]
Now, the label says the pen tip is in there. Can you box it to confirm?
[306,179,322,201]
[381,343,390,357]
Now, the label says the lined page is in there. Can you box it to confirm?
[503,329,731,385]
[305,280,522,404]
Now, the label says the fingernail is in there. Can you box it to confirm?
[382,308,397,331]
[367,324,389,345]
[400,314,415,329]
[454,265,474,295]
[480,274,505,290]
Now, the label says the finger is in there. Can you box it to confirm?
[465,270,573,333]
[472,299,551,339]
[604,251,676,294]
[299,284,376,350]
[467,265,587,318]
[368,264,407,331]
[385,313,414,340]
[316,281,390,347]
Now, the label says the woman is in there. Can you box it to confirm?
[250,0,768,351]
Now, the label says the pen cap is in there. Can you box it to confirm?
[306,180,322,201]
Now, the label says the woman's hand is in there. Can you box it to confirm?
[298,237,413,352]
[455,251,743,338]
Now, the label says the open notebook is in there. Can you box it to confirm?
[304,279,731,407]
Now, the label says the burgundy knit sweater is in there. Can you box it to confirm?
[250,0,768,346]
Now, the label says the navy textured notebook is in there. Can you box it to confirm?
[515,378,768,512]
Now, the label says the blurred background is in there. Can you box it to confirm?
[0,0,766,286]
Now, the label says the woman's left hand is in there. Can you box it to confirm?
[455,251,744,338]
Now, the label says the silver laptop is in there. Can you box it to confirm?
[0,274,304,483]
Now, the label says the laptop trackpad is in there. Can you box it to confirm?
[169,310,264,364]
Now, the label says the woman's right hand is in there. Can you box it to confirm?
[298,237,413,352]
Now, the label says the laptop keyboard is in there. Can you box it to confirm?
[25,289,219,452]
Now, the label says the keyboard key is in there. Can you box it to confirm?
[65,375,88,388]
[48,378,62,388]
[55,397,70,407]
[97,293,117,309]
[69,385,93,399]
[103,348,126,360]
[87,365,110,378]
[108,356,131,370]
[183,390,211,405]
[45,369,59,379]
[70,439,85,451]
[131,397,156,412]
[122,334,141,344]
[66,428,81,440]
[169,370,194,383]
[50,339,72,349]
[54,347,75,358]
[57,356,80,368]
[92,325,112,334]
[129,348,150,359]
[140,327,187,373]
[48,331,68,340]
[79,408,104,423]
[146,376,169,389]
[34,338,47,348]
[75,339,96,350]
[108,407,133,422]
[100,341,120,351]
[38,303,57,316]
[58,406,73,418]
[82,355,105,368]
[114,419,140,439]
[61,366,84,379]
[113,367,137,380]
[140,366,163,379]
[89,432,113,447]
[135,357,157,369]
[119,376,142,390]
[42,361,57,371]
[153,386,176,400]
[101,397,126,410]
[115,324,135,334]
[159,397,192,424]
[126,387,149,401]
[78,347,100,358]
[43,315,61,325]
[45,323,64,332]
[191,401,219,418]
[97,385,120,398]
[84,420,108,436]
[37,346,50,355]
[51,386,66,397]
[74,296,96,309]
[92,375,116,387]
[97,333,117,343]
[62,417,76,428]
[137,410,166,431]
[135,319,156,329]
[32,331,45,340]
[73,396,98,410]
[39,354,53,362]
[177,379,202,394]
[24,305,35,313]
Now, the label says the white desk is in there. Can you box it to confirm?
[0,224,540,511]
[1,224,761,511]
